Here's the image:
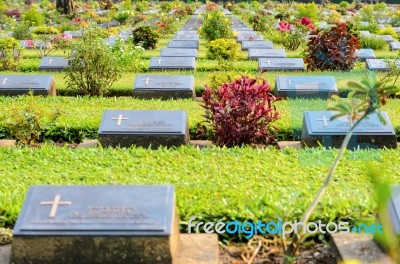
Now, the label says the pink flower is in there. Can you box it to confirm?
[249,36,254,41]
[26,40,34,47]
[61,33,73,41]
[278,21,291,32]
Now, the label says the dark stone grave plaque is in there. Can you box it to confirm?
[387,186,400,235]
[275,76,337,99]
[360,31,371,37]
[173,35,199,41]
[301,111,397,149]
[20,40,50,49]
[258,58,305,72]
[376,34,394,42]
[356,49,376,60]
[236,33,263,43]
[38,56,69,71]
[11,185,179,264]
[133,75,194,99]
[390,42,400,51]
[0,75,55,96]
[248,49,286,60]
[241,40,273,50]
[98,110,189,148]
[176,30,198,36]
[366,59,390,71]
[160,48,198,59]
[149,57,195,71]
[167,40,199,49]
[63,30,83,38]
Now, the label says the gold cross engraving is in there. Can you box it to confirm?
[316,115,329,127]
[142,77,152,85]
[40,195,72,218]
[155,59,163,64]
[112,114,129,126]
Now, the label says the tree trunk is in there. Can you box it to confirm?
[56,0,74,15]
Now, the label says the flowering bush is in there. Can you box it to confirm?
[5,9,20,18]
[155,15,178,36]
[277,17,315,51]
[199,10,233,41]
[108,38,146,72]
[202,76,281,147]
[132,14,146,25]
[0,36,21,71]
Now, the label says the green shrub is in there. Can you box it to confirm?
[248,11,275,32]
[339,1,350,8]
[0,92,61,145]
[206,38,240,61]
[132,25,160,50]
[21,8,44,26]
[109,38,146,72]
[377,26,398,39]
[295,2,318,22]
[12,22,32,40]
[113,11,131,25]
[65,28,121,96]
[360,35,387,50]
[0,36,22,71]
[199,10,233,41]
[32,26,60,35]
[305,22,360,71]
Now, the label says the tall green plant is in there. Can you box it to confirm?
[65,27,121,96]
[281,72,400,264]
[199,10,233,41]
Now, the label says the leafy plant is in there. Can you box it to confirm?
[360,35,387,51]
[0,36,22,71]
[131,25,160,50]
[12,22,32,40]
[21,8,44,26]
[199,10,233,41]
[108,38,146,72]
[277,17,315,51]
[206,38,240,62]
[281,73,400,264]
[295,2,318,22]
[65,27,121,96]
[377,26,398,39]
[113,11,130,25]
[201,76,281,147]
[248,11,275,32]
[1,92,61,146]
[305,22,361,71]
[32,26,60,35]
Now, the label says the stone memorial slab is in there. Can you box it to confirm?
[167,40,199,49]
[176,31,198,36]
[389,42,400,50]
[0,75,55,96]
[388,185,400,235]
[356,49,376,60]
[375,34,394,42]
[98,110,189,148]
[160,48,198,59]
[301,111,397,149]
[248,49,286,60]
[237,33,263,43]
[149,57,195,71]
[365,59,400,71]
[11,185,179,264]
[38,56,69,71]
[393,27,400,33]
[242,40,273,50]
[258,58,305,72]
[133,75,194,99]
[63,30,83,38]
[275,76,338,99]
[20,40,50,49]
[172,35,199,41]
[359,31,371,37]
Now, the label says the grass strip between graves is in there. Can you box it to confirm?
[0,145,398,241]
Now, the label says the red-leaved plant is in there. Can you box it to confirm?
[201,76,282,147]
[305,22,360,71]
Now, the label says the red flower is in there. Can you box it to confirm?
[278,21,291,32]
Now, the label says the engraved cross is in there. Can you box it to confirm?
[112,114,129,126]
[155,58,163,64]
[142,77,152,85]
[1,78,7,85]
[48,58,52,64]
[41,195,71,218]
[316,115,329,127]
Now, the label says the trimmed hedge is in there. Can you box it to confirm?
[0,97,399,143]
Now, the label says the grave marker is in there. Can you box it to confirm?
[0,75,55,96]
[38,56,69,71]
[98,110,189,148]
[275,76,338,99]
[149,57,195,71]
[248,49,286,60]
[258,58,305,72]
[301,111,397,149]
